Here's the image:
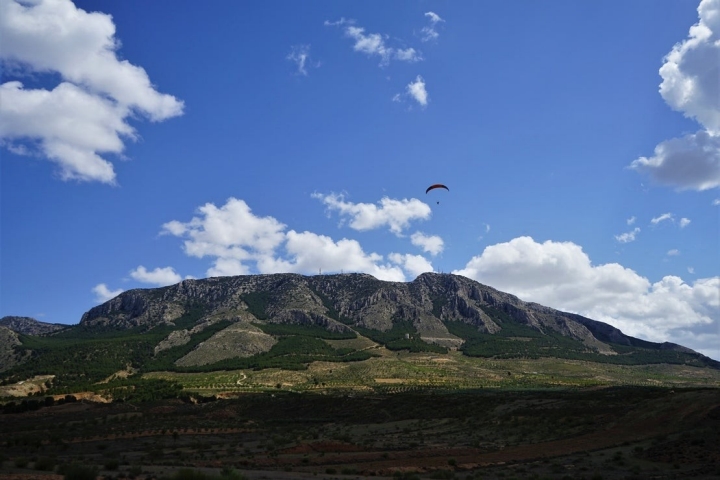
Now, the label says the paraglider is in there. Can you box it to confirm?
[426,184,449,204]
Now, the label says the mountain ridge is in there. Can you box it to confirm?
[3,273,717,386]
[0,316,67,336]
[78,272,713,364]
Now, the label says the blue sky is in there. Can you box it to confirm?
[1,0,718,359]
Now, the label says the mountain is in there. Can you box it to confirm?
[0,326,30,373]
[0,316,66,336]
[3,273,717,388]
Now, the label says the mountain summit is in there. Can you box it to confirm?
[76,273,715,368]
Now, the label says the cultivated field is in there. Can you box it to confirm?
[142,349,720,395]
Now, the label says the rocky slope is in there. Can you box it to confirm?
[0,316,66,336]
[4,273,717,384]
[79,272,703,362]
[0,326,32,372]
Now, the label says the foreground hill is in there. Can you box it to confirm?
[2,273,718,392]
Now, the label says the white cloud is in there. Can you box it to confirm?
[406,75,428,107]
[287,44,312,76]
[324,18,353,27]
[713,199,720,206]
[688,267,695,274]
[421,11,445,42]
[0,81,129,183]
[130,266,184,286]
[330,22,422,66]
[667,249,680,256]
[395,47,422,62]
[0,0,183,183]
[262,231,406,282]
[659,0,720,132]
[161,198,287,275]
[92,283,123,303]
[453,236,719,351]
[410,231,444,256]
[651,212,674,225]
[388,253,434,278]
[313,193,431,235]
[630,0,720,191]
[615,227,640,243]
[679,217,691,228]
[630,130,720,191]
[162,197,409,281]
[627,216,636,225]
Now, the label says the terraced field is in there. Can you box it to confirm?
[142,345,720,395]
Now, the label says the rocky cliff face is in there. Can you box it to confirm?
[0,316,67,336]
[79,272,650,355]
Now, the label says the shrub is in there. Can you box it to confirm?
[429,470,456,479]
[220,467,246,480]
[34,456,56,471]
[63,464,99,480]
[172,469,210,480]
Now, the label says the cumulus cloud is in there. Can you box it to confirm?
[0,0,183,183]
[660,0,720,132]
[410,231,444,255]
[287,44,313,76]
[130,266,184,286]
[313,193,431,235]
[162,197,410,281]
[421,11,445,42]
[262,231,406,282]
[615,227,640,243]
[327,21,422,66]
[713,199,720,205]
[667,249,680,256]
[161,198,287,275]
[630,130,720,191]
[388,253,434,278]
[92,283,123,303]
[630,0,720,191]
[679,217,691,228]
[406,75,429,107]
[0,81,129,183]
[627,216,637,225]
[454,236,719,356]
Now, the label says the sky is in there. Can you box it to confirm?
[1,0,718,360]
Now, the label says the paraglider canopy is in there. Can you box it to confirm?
[425,184,449,194]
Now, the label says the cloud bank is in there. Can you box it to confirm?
[162,196,435,281]
[454,236,719,358]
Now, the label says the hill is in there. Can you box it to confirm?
[0,316,67,336]
[2,273,718,393]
